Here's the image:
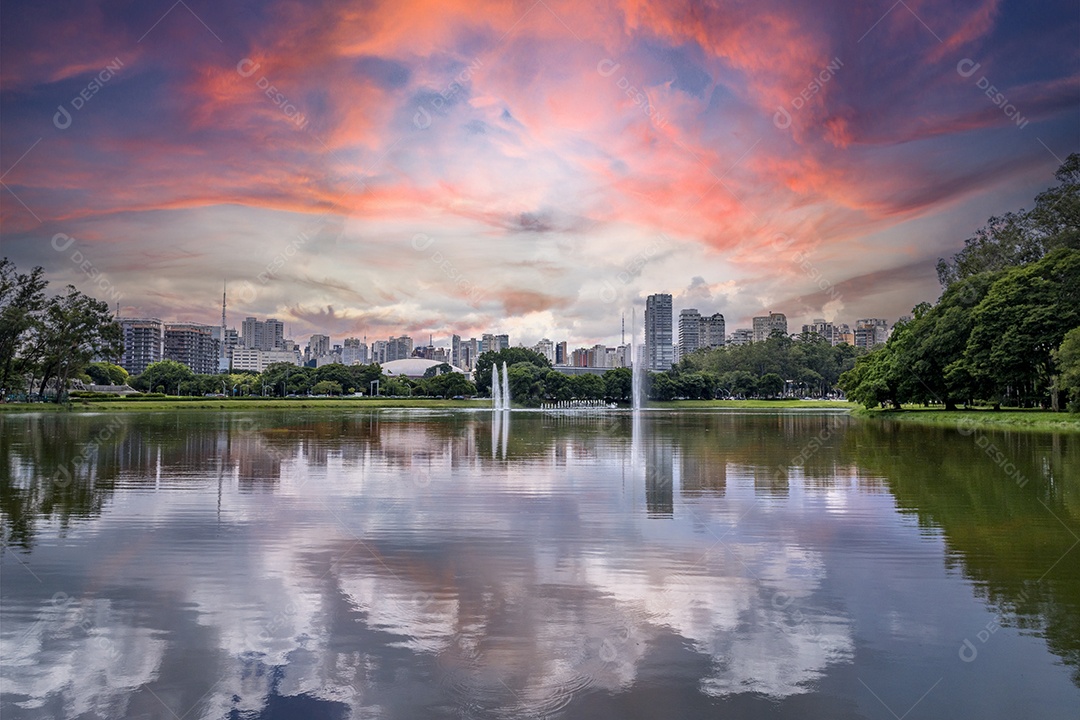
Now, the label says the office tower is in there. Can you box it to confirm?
[803,318,849,345]
[387,335,413,361]
[342,337,368,365]
[371,340,389,364]
[119,318,164,375]
[210,326,239,363]
[231,348,303,373]
[494,334,510,352]
[854,319,889,350]
[308,334,330,359]
[460,337,480,370]
[480,333,494,354]
[451,334,462,368]
[555,341,567,366]
[645,293,673,371]
[752,312,787,342]
[263,318,284,350]
[241,317,262,349]
[701,312,725,348]
[533,338,555,364]
[678,308,702,360]
[164,323,220,375]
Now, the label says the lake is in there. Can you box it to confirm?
[1,409,1078,719]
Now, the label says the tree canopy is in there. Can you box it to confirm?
[844,155,1080,411]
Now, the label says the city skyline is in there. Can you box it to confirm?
[2,1,1077,349]
[96,278,906,351]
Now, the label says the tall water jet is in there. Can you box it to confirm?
[501,362,511,411]
[631,308,644,412]
[492,363,502,410]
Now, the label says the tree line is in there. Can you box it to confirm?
[840,154,1080,411]
[116,358,478,399]
[0,259,121,402]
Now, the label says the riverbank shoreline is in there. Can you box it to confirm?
[3,399,1077,431]
[0,397,855,413]
[852,406,1080,432]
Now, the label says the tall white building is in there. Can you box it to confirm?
[533,338,555,364]
[752,312,787,342]
[678,309,702,361]
[645,293,673,371]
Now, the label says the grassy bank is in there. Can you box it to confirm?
[1,397,858,413]
[659,399,856,410]
[0,397,486,412]
[852,406,1080,432]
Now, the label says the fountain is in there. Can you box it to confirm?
[631,308,644,412]
[501,362,510,411]
[491,362,511,411]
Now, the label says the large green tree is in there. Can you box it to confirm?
[0,259,48,399]
[32,287,122,402]
[475,347,551,395]
[937,152,1079,287]
[133,360,195,395]
[84,362,129,386]
[1054,328,1080,412]
[962,248,1080,406]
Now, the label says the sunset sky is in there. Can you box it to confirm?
[1,0,1077,347]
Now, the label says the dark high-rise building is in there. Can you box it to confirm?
[645,293,673,371]
[164,323,220,375]
[120,318,164,375]
[555,341,567,366]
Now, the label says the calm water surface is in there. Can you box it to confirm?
[1,409,1078,719]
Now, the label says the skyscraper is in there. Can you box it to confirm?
[164,323,220,375]
[533,338,554,363]
[119,318,164,375]
[555,341,567,366]
[387,335,413,361]
[678,308,702,361]
[451,334,462,368]
[854,319,889,350]
[752,312,787,342]
[307,334,330,359]
[263,318,284,350]
[701,312,726,348]
[645,293,673,371]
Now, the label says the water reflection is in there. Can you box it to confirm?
[1,410,1078,718]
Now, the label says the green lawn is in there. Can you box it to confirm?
[2,397,857,413]
[852,406,1080,432]
[0,397,486,412]
[659,399,857,410]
